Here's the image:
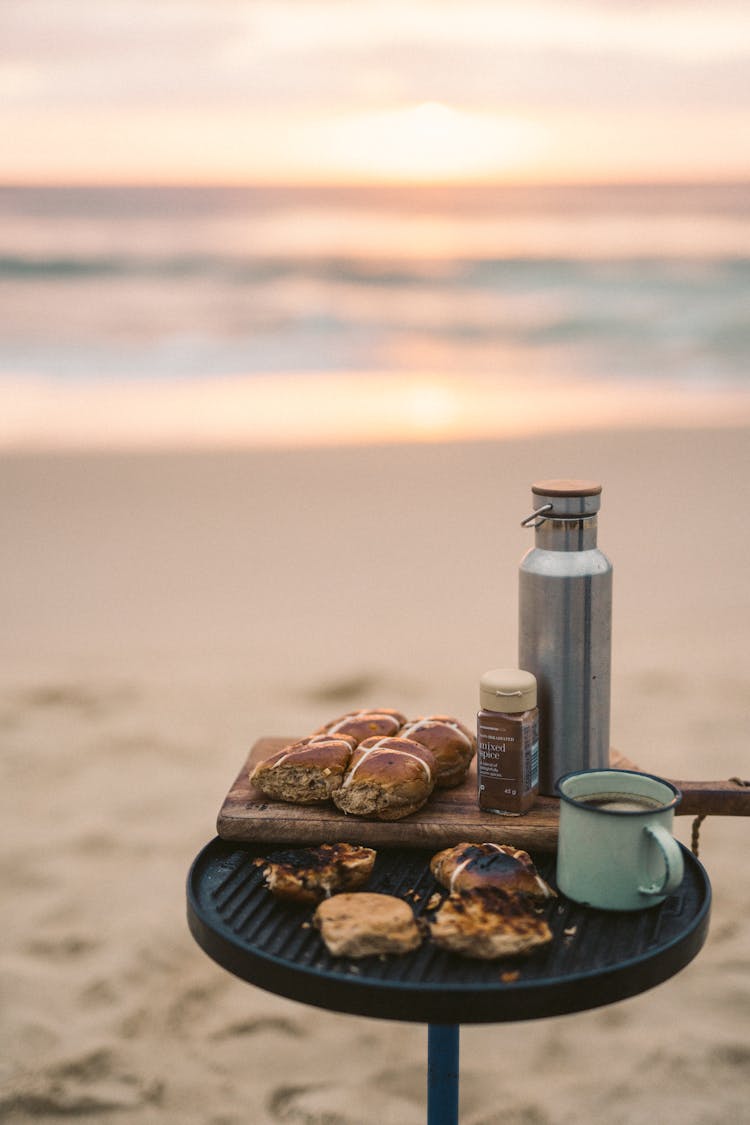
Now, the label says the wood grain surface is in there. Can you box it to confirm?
[216,738,749,852]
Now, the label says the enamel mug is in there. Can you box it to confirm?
[556,768,684,911]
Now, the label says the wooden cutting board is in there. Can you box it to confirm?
[216,738,750,852]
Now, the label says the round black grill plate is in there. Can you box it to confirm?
[187,838,710,1024]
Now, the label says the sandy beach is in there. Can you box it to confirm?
[1,425,749,1124]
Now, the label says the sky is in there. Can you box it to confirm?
[1,0,749,183]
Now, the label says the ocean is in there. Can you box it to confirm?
[1,183,749,446]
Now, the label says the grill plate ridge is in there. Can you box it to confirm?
[188,838,710,1024]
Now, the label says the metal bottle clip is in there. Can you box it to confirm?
[520,503,553,528]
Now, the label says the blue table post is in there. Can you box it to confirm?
[427,1024,460,1125]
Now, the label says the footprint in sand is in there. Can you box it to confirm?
[211,1016,305,1040]
[166,981,224,1032]
[266,1066,550,1125]
[25,933,99,961]
[0,1047,163,1119]
[267,1084,344,1123]
[7,681,139,723]
[467,1106,551,1125]
[267,1079,425,1125]
[80,977,120,1009]
[303,671,423,706]
[712,1043,750,1069]
[304,673,383,704]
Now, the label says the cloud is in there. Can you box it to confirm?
[2,34,749,114]
[2,0,749,181]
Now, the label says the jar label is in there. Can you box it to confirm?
[477,712,538,813]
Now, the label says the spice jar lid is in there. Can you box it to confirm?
[480,668,537,713]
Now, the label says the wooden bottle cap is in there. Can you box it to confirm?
[532,479,602,497]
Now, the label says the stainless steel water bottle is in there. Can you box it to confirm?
[518,479,612,795]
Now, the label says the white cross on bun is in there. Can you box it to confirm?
[398,715,476,787]
[250,735,354,803]
[331,736,436,820]
[314,708,407,745]
[430,842,555,901]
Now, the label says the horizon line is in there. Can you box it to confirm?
[1,176,749,191]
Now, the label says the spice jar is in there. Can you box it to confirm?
[477,668,539,815]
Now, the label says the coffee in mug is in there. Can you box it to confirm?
[556,768,684,911]
[576,792,664,813]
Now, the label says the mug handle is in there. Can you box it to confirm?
[638,824,685,896]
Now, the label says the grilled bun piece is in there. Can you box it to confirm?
[331,736,436,820]
[260,843,376,904]
[429,887,553,959]
[398,716,476,788]
[250,736,354,803]
[315,708,406,745]
[430,843,555,901]
[314,892,422,957]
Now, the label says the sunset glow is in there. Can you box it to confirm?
[1,0,749,185]
[311,103,546,183]
[4,373,750,451]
